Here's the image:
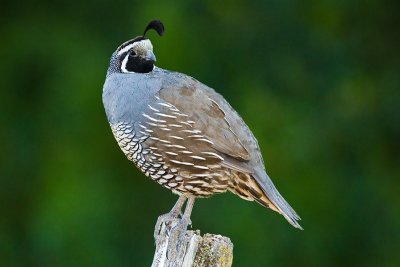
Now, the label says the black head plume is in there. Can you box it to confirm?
[143,20,165,37]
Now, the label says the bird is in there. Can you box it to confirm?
[102,20,302,234]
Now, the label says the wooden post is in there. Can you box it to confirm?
[152,218,233,267]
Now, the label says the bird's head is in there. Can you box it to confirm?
[108,20,164,75]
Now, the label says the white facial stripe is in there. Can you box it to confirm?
[121,54,129,72]
[117,43,136,56]
[117,39,153,56]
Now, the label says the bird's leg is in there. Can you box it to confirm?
[181,196,195,227]
[153,195,196,261]
[154,195,187,240]
[166,196,196,259]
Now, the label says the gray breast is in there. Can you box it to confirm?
[102,71,162,125]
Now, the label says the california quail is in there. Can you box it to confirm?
[102,20,302,230]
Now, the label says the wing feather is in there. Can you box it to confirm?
[159,84,251,162]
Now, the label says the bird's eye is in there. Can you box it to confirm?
[129,50,137,57]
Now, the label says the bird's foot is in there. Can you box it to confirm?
[153,213,192,261]
[154,212,180,241]
[153,196,195,261]
[166,216,191,260]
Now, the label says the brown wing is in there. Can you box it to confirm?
[137,80,301,228]
[136,96,234,196]
[155,84,287,211]
[137,86,283,214]
[158,84,251,164]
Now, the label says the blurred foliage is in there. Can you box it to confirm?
[1,0,399,266]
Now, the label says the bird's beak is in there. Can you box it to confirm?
[147,51,156,62]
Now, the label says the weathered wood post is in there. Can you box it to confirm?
[152,218,233,267]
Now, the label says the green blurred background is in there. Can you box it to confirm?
[1,0,399,266]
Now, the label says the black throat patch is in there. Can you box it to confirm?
[125,55,154,73]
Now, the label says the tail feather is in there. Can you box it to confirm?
[252,168,303,230]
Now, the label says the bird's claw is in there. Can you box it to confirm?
[153,213,192,261]
[166,216,191,260]
[154,212,178,241]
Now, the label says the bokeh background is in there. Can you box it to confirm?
[1,0,399,266]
